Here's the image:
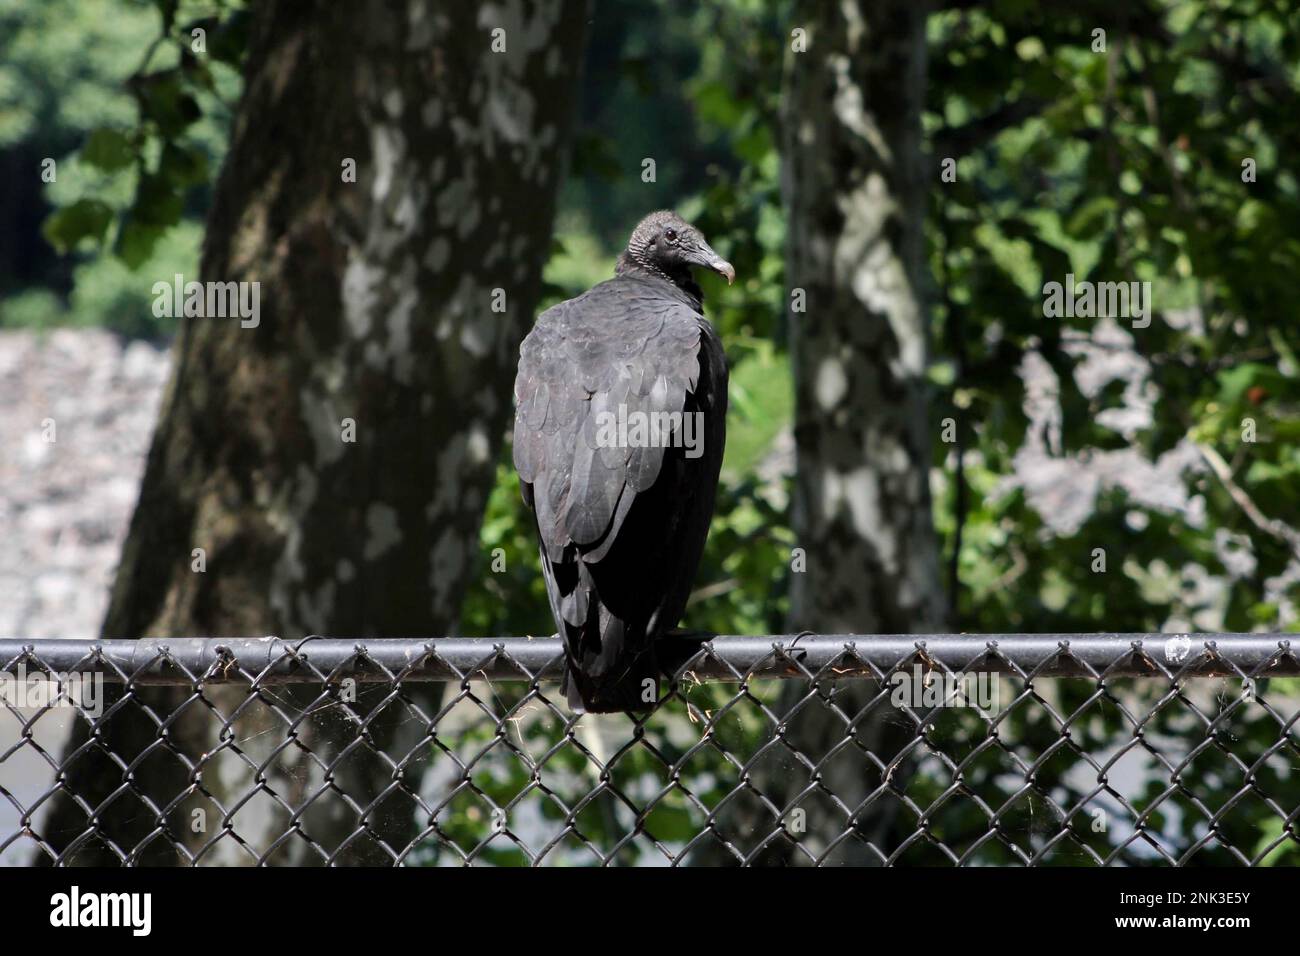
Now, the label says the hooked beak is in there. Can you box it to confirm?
[691,241,736,285]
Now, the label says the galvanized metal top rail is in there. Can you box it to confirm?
[0,633,1296,683]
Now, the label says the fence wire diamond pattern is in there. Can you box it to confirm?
[1,635,1297,866]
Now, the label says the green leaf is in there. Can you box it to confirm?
[1216,363,1269,404]
[131,172,183,227]
[42,199,115,251]
[1065,196,1114,239]
[115,218,161,270]
[159,141,208,186]
[80,128,136,172]
[136,70,200,137]
[208,10,252,66]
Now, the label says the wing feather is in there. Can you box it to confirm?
[514,277,707,562]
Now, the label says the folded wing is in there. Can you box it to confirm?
[513,279,704,567]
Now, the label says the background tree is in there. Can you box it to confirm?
[5,0,1298,866]
[686,0,946,865]
[783,1,944,638]
[37,0,588,864]
[921,0,1300,864]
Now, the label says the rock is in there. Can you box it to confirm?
[0,330,170,640]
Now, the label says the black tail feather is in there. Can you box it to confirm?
[562,649,659,714]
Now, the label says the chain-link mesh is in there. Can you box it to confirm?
[2,635,1297,866]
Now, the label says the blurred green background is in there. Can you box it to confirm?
[5,0,1299,654]
[3,0,1299,864]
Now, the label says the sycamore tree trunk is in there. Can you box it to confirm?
[715,0,945,865]
[38,0,587,865]
[785,2,942,639]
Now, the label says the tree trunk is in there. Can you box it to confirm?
[785,2,942,637]
[37,0,587,865]
[709,0,945,866]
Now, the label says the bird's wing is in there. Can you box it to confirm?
[513,279,704,567]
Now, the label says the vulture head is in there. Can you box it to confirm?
[616,210,736,293]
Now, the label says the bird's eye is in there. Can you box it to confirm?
[664,229,677,244]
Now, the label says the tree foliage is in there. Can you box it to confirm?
[5,0,1298,865]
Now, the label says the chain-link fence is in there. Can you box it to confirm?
[2,634,1298,866]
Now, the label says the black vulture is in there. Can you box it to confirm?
[512,211,732,713]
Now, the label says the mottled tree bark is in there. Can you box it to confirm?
[38,0,587,865]
[785,2,942,638]
[707,0,945,865]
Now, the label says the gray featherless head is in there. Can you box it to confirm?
[620,210,735,286]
